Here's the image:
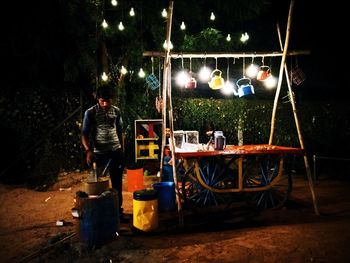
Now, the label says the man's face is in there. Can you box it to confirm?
[98,98,112,110]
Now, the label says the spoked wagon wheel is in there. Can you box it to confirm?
[180,157,237,212]
[243,154,292,211]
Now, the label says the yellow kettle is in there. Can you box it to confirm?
[208,69,225,90]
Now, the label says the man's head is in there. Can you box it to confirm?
[96,86,115,110]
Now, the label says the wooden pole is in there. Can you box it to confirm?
[161,1,184,225]
[269,0,295,144]
[276,23,320,215]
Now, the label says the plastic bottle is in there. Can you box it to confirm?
[92,162,98,182]
[87,162,98,182]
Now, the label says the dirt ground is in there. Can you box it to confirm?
[1,171,350,263]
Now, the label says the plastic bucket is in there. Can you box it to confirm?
[133,189,158,232]
[127,168,144,192]
[152,182,177,212]
[76,192,119,248]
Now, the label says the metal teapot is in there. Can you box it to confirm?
[257,65,271,81]
[236,77,255,97]
[185,77,197,89]
[208,69,225,90]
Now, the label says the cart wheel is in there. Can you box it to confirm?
[181,157,236,211]
[243,155,292,211]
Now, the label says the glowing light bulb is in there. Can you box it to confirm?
[199,66,211,82]
[264,75,277,89]
[118,21,124,31]
[138,68,145,78]
[163,40,173,50]
[246,64,259,78]
[101,19,108,29]
[176,71,190,87]
[240,32,249,43]
[120,66,127,75]
[101,72,108,81]
[226,34,231,42]
[162,8,167,18]
[210,12,215,21]
[111,0,117,6]
[129,7,135,16]
[222,80,235,95]
[180,21,186,30]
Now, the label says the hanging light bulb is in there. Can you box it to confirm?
[222,80,235,95]
[162,8,167,18]
[210,12,215,21]
[246,63,259,78]
[129,7,135,17]
[101,19,108,29]
[101,72,108,81]
[120,66,127,75]
[138,68,145,78]
[199,66,211,82]
[264,75,277,89]
[163,40,173,50]
[226,34,231,42]
[176,71,190,88]
[118,21,124,31]
[180,21,186,30]
[111,0,117,6]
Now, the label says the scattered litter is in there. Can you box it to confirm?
[59,187,72,191]
[71,208,80,218]
[45,197,51,202]
[56,220,65,226]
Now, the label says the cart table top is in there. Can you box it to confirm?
[175,144,305,158]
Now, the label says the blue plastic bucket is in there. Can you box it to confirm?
[152,182,177,212]
[77,192,119,248]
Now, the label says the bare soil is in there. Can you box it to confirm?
[1,171,350,263]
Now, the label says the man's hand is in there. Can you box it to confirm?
[86,150,94,166]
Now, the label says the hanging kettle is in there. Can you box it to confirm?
[257,65,271,81]
[185,73,197,89]
[236,77,255,97]
[208,69,225,90]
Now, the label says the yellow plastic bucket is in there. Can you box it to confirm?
[133,189,158,232]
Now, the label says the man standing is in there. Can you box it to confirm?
[81,85,125,219]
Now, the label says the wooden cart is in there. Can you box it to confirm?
[175,144,304,212]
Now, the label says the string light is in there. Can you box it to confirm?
[120,66,127,75]
[210,12,215,21]
[226,34,231,42]
[161,8,167,18]
[129,7,135,17]
[118,21,125,31]
[163,40,173,50]
[101,19,108,29]
[101,72,108,81]
[240,32,249,42]
[111,0,117,6]
[138,68,145,78]
[180,21,186,30]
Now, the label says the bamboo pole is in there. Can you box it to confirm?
[143,50,310,58]
[161,1,184,225]
[269,0,295,144]
[276,23,320,215]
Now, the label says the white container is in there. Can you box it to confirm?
[173,130,185,148]
[185,130,199,144]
